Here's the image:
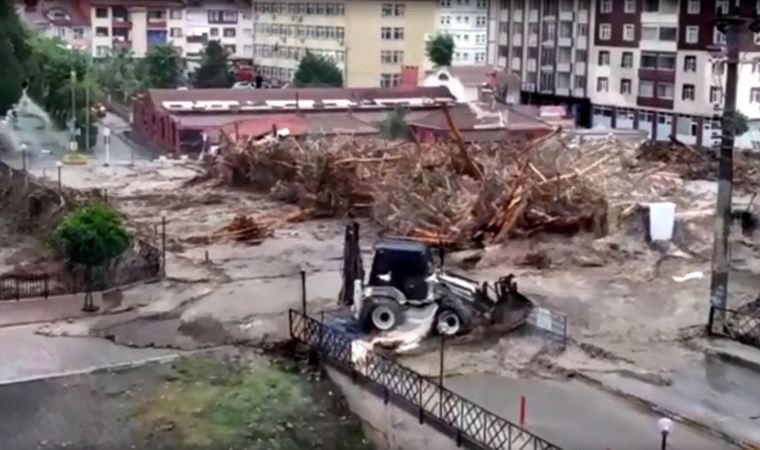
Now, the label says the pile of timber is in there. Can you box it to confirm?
[208,132,642,246]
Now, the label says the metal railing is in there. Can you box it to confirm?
[0,261,160,301]
[289,309,562,450]
[526,306,568,349]
[708,305,760,349]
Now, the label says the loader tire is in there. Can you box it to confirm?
[361,297,401,332]
[435,298,474,336]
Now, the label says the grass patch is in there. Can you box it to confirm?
[137,354,372,450]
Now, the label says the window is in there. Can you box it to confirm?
[623,24,635,41]
[714,27,726,45]
[688,0,700,14]
[621,79,632,94]
[716,0,729,14]
[243,28,253,37]
[170,27,182,37]
[596,77,608,92]
[751,88,760,103]
[169,9,182,19]
[95,7,108,18]
[73,27,84,39]
[382,3,393,16]
[755,33,760,45]
[393,27,404,39]
[576,49,587,61]
[598,50,610,66]
[210,28,219,37]
[642,26,657,40]
[643,0,659,12]
[381,27,391,39]
[710,86,721,102]
[477,0,487,7]
[243,44,253,55]
[394,4,405,15]
[575,75,586,89]
[712,61,724,75]
[624,0,636,13]
[441,0,451,6]
[642,52,658,69]
[577,23,587,37]
[658,54,676,70]
[599,24,611,40]
[96,45,110,57]
[622,52,633,68]
[224,44,237,55]
[440,15,450,25]
[686,26,699,44]
[476,16,486,27]
[639,80,654,97]
[657,82,674,99]
[557,72,570,89]
[558,47,571,63]
[682,84,695,100]
[684,55,697,72]
[659,27,677,41]
[559,21,572,38]
[223,28,236,37]
[208,10,237,23]
[600,0,612,13]
[95,26,109,37]
[475,52,486,63]
[380,50,403,64]
[380,73,401,87]
[147,10,165,20]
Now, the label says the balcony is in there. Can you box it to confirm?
[638,68,675,83]
[112,16,131,28]
[112,37,131,49]
[186,35,208,44]
[147,18,167,29]
[637,96,673,109]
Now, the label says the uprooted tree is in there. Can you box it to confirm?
[52,203,131,311]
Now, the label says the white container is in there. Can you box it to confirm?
[648,202,676,241]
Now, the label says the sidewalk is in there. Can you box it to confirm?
[0,292,112,328]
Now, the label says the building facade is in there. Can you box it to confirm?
[16,1,91,51]
[588,0,760,148]
[488,0,593,123]
[436,0,489,65]
[251,0,437,87]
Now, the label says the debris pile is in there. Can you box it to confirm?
[218,215,274,243]
[207,133,654,246]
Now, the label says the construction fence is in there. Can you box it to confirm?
[289,309,563,450]
[708,305,760,349]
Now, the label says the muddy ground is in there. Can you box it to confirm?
[0,348,371,450]
[9,150,760,448]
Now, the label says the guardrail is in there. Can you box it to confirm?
[708,305,760,349]
[289,309,563,450]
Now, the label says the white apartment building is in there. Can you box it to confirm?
[587,0,760,149]
[436,0,489,65]
[15,1,91,52]
[88,0,252,61]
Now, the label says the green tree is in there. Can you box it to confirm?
[293,52,343,87]
[426,33,455,67]
[192,40,235,88]
[0,2,29,114]
[53,203,132,267]
[724,110,749,137]
[144,44,183,88]
[379,107,409,140]
[95,48,144,101]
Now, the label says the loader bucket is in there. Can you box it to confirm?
[490,278,535,333]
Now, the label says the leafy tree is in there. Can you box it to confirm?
[53,203,132,267]
[379,107,409,140]
[95,48,144,101]
[192,40,235,88]
[426,33,455,67]
[293,52,343,87]
[724,110,749,137]
[144,44,183,89]
[0,2,29,114]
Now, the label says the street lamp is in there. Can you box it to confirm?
[55,161,62,195]
[160,210,167,277]
[103,127,111,166]
[657,417,673,450]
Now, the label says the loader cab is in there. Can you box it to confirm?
[369,239,434,301]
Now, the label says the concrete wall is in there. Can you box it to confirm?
[326,367,459,450]
[131,8,148,57]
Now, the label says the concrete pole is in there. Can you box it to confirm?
[103,127,111,166]
[710,17,741,321]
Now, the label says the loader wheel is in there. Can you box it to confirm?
[436,299,474,336]
[361,297,401,332]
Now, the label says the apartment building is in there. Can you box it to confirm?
[436,0,489,65]
[588,0,760,148]
[251,0,436,87]
[82,0,252,60]
[16,0,91,51]
[488,0,594,124]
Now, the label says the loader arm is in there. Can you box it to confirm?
[340,221,364,307]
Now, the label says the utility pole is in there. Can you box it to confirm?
[70,69,77,152]
[710,10,760,320]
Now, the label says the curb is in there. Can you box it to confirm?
[574,372,760,450]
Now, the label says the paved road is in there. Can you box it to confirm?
[446,374,737,450]
[0,324,179,384]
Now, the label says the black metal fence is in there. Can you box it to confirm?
[708,305,760,349]
[289,309,563,450]
[526,307,568,349]
[0,261,160,301]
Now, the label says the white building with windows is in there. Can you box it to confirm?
[436,0,489,65]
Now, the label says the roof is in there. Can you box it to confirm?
[425,65,498,87]
[90,0,185,6]
[18,0,89,27]
[405,103,502,131]
[146,86,456,113]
